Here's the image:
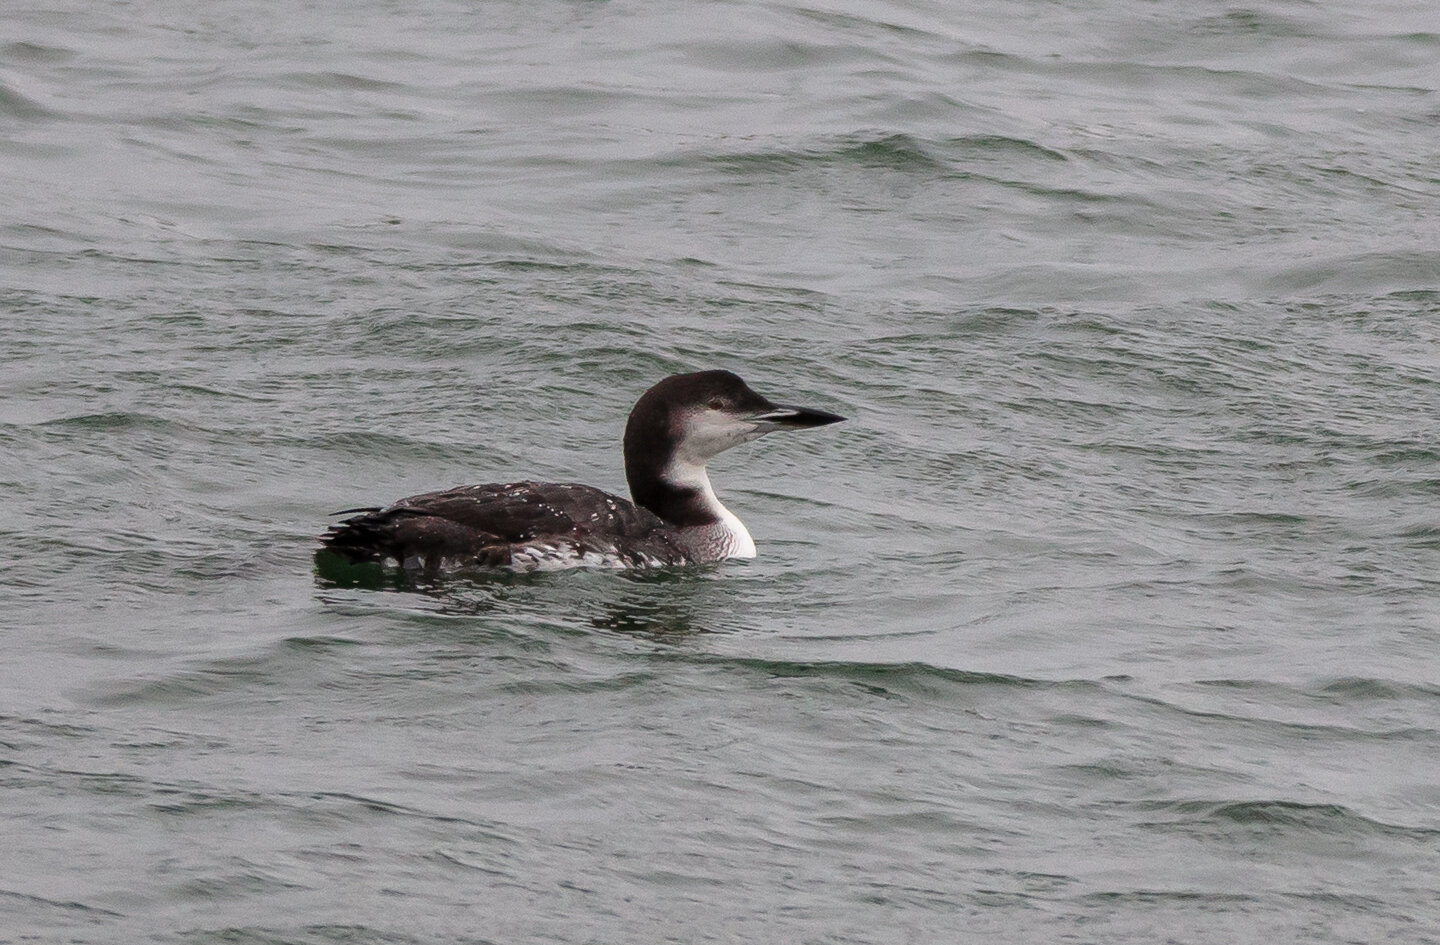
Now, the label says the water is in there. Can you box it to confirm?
[3,0,1438,941]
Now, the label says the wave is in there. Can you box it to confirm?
[0,887,124,920]
[670,131,1069,177]
[675,653,1101,695]
[1136,798,1440,840]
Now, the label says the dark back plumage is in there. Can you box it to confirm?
[321,481,690,572]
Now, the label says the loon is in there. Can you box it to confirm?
[318,370,845,574]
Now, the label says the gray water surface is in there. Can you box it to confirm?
[3,1,1439,942]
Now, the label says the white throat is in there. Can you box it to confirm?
[662,458,757,559]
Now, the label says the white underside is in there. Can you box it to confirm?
[510,548,668,570]
[403,545,670,572]
[711,503,756,559]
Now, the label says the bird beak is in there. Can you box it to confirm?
[752,404,847,429]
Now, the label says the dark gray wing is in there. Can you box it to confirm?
[321,481,686,570]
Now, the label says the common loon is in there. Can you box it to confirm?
[318,370,845,574]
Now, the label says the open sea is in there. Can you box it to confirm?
[3,0,1438,942]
